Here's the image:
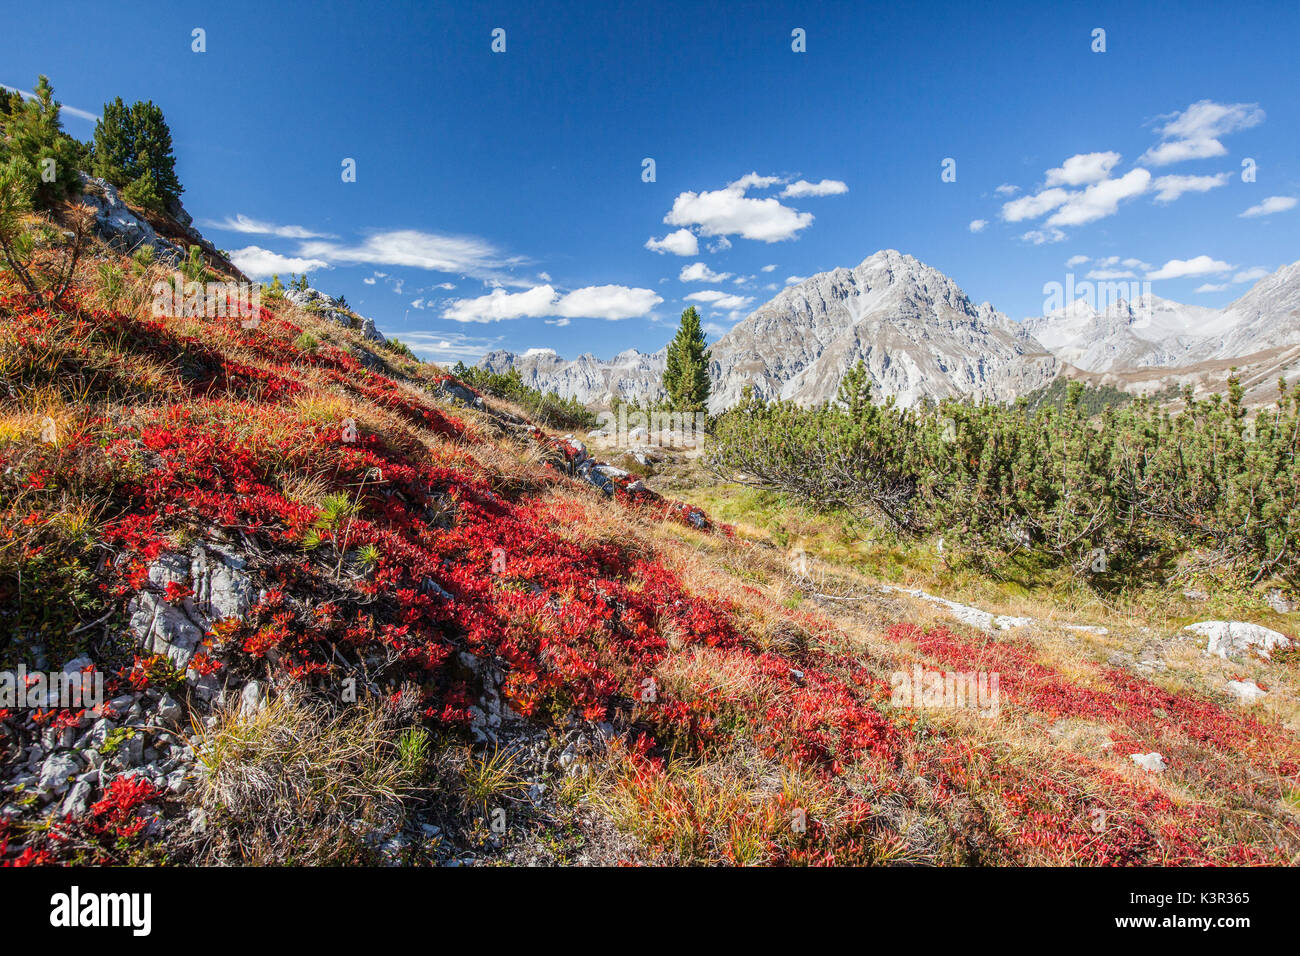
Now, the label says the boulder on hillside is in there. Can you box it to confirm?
[285,287,385,344]
[1184,621,1293,660]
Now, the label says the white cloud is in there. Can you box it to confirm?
[229,246,330,278]
[664,173,814,242]
[388,330,504,364]
[298,230,527,284]
[1240,195,1297,218]
[1122,258,1152,271]
[780,178,848,198]
[442,284,662,322]
[201,214,337,239]
[679,262,732,283]
[409,298,425,309]
[784,275,807,285]
[1044,152,1122,187]
[1087,269,1136,280]
[1146,255,1233,280]
[1002,188,1071,222]
[994,184,1020,197]
[1195,283,1228,293]
[0,83,97,121]
[1140,100,1264,166]
[968,219,988,233]
[1046,169,1151,227]
[362,276,376,285]
[1065,255,1090,267]
[644,228,699,256]
[1151,172,1231,203]
[730,172,783,191]
[1021,228,1066,245]
[707,236,733,253]
[760,264,777,272]
[684,290,753,311]
[1233,267,1270,283]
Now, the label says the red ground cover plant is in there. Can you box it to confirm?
[3,289,1297,865]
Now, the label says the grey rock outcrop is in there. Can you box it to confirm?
[76,175,185,265]
[285,287,385,344]
[1184,620,1293,660]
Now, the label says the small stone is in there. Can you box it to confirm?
[1225,680,1267,704]
[60,778,94,817]
[156,694,183,727]
[38,752,83,794]
[1130,752,1167,773]
[239,681,267,718]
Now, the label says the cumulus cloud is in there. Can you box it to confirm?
[201,214,337,240]
[1002,188,1071,222]
[784,275,807,285]
[1021,228,1066,245]
[228,246,330,278]
[1151,172,1232,203]
[664,173,814,242]
[683,290,753,311]
[644,228,699,256]
[1044,152,1122,187]
[679,262,732,283]
[1240,195,1297,218]
[1233,267,1270,283]
[1046,169,1151,227]
[1140,100,1264,166]
[442,284,662,322]
[994,184,1020,197]
[1065,255,1090,267]
[780,178,848,198]
[1146,255,1233,280]
[968,219,988,233]
[761,264,777,272]
[1195,283,1228,293]
[707,236,733,253]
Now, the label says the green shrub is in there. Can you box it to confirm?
[708,365,1300,587]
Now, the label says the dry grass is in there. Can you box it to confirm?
[190,688,425,865]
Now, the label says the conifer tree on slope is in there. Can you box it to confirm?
[92,96,183,211]
[662,305,711,412]
[0,76,83,208]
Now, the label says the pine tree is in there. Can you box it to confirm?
[129,100,182,205]
[91,96,183,208]
[1,76,83,208]
[92,97,136,185]
[662,306,711,412]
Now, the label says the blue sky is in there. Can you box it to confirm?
[4,0,1298,364]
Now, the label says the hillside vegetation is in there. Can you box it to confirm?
[709,364,1300,589]
[0,203,1297,866]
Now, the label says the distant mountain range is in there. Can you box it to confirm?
[479,252,1300,411]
